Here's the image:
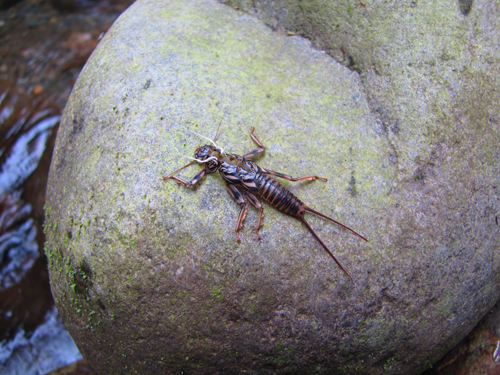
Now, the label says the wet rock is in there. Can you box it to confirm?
[45,0,500,374]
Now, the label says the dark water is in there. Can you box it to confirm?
[0,78,84,374]
[0,1,133,373]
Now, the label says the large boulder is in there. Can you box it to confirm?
[45,0,500,374]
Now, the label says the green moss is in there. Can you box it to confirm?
[210,287,223,301]
[44,0,500,373]
[383,356,396,371]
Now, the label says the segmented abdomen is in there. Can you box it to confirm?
[255,174,303,217]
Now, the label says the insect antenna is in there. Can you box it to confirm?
[164,129,219,180]
[170,142,218,164]
[179,121,226,156]
[213,113,225,143]
[298,213,354,281]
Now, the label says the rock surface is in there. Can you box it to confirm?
[45,0,500,374]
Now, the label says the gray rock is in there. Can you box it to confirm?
[45,0,500,374]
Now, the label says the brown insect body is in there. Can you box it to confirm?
[255,173,304,217]
[164,126,367,280]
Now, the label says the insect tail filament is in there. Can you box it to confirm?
[304,207,368,242]
[298,213,354,281]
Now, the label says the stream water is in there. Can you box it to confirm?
[0,79,82,374]
[0,1,132,373]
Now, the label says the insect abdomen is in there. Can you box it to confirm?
[255,174,303,217]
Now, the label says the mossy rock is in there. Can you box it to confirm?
[45,0,500,374]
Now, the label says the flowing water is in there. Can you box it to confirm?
[0,79,82,374]
[0,1,133,373]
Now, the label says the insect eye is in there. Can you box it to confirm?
[207,159,219,172]
[194,146,203,158]
[197,146,210,156]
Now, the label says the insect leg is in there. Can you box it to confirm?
[164,168,207,188]
[260,168,328,183]
[224,182,248,242]
[241,190,264,240]
[243,127,266,159]
[243,128,327,181]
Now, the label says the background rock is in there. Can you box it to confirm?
[45,0,500,374]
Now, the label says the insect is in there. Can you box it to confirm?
[163,121,367,280]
